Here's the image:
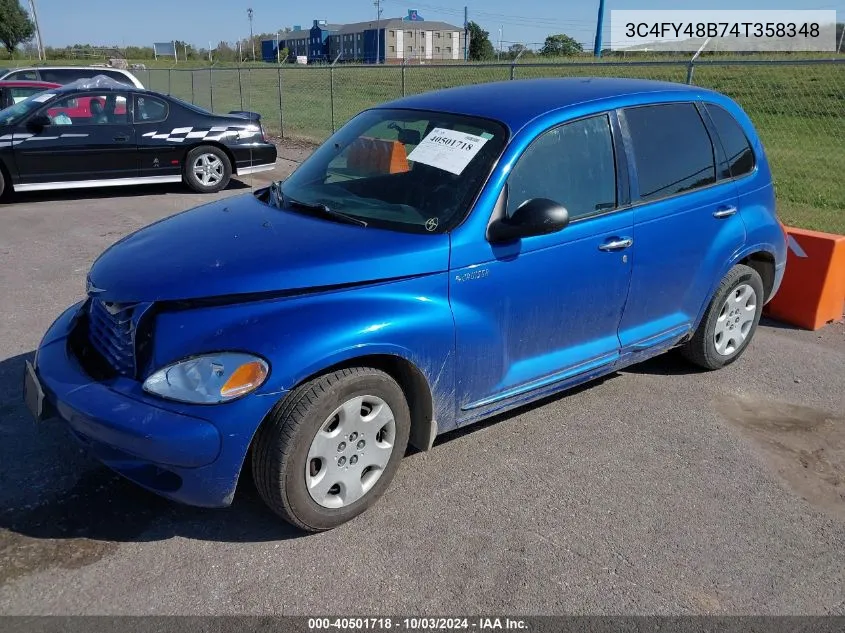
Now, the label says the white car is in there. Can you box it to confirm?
[0,66,144,89]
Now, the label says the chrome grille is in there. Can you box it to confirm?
[88,300,137,376]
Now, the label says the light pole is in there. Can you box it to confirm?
[373,0,383,64]
[247,8,255,61]
[498,26,502,60]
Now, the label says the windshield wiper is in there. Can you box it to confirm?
[283,194,368,228]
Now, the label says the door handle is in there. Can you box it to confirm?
[113,135,129,142]
[713,205,738,219]
[598,237,633,252]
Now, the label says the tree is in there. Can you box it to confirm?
[467,21,494,61]
[540,33,583,57]
[0,0,35,55]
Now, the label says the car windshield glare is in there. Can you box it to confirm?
[278,108,508,234]
[0,91,54,126]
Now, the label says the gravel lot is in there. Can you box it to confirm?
[0,142,844,615]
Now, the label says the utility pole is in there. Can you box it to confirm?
[247,7,255,61]
[464,6,468,61]
[29,0,45,61]
[374,0,383,64]
[593,0,606,57]
[838,23,845,54]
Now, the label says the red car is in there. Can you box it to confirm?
[0,80,61,109]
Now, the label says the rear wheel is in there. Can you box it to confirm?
[251,367,411,532]
[183,145,231,193]
[681,264,764,370]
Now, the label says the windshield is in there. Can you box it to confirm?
[278,108,508,234]
[0,90,56,126]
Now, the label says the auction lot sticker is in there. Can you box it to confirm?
[407,128,490,176]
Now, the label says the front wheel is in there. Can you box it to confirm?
[183,145,232,193]
[251,367,411,532]
[681,264,764,370]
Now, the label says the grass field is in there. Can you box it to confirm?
[3,56,844,234]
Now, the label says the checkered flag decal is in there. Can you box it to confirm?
[141,125,259,143]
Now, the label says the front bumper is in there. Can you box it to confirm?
[28,302,283,508]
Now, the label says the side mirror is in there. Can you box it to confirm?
[487,197,570,243]
[27,114,51,130]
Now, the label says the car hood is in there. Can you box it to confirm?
[88,192,450,303]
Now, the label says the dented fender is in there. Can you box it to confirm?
[148,272,458,435]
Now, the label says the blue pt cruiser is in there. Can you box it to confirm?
[25,78,787,531]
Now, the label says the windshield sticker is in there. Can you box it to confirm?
[406,127,490,176]
[32,93,55,103]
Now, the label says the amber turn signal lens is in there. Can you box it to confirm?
[220,360,268,399]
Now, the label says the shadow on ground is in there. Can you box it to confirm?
[0,342,714,584]
[0,351,309,584]
[3,179,252,204]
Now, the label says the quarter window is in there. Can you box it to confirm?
[704,103,755,179]
[623,103,716,201]
[506,115,617,221]
[134,95,168,123]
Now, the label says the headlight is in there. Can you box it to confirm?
[142,352,269,404]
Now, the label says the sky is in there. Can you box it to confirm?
[32,0,844,51]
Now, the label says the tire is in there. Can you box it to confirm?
[183,145,232,193]
[0,166,6,199]
[252,367,411,532]
[680,264,764,370]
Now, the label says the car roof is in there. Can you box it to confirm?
[4,65,134,73]
[378,77,715,132]
[0,80,61,88]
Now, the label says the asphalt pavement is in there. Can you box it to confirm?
[0,144,844,615]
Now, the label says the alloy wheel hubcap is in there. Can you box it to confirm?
[714,283,757,356]
[193,154,223,186]
[305,395,396,508]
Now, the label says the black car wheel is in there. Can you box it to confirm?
[251,367,411,532]
[0,167,6,200]
[183,145,232,193]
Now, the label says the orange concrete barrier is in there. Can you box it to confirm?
[764,226,845,330]
[346,137,409,176]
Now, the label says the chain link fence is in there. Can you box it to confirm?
[135,59,843,232]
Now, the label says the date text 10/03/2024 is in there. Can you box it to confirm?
[307,618,528,630]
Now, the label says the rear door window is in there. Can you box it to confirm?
[39,68,134,86]
[623,103,716,202]
[704,103,755,179]
[38,69,90,84]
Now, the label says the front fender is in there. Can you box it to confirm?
[148,272,458,430]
